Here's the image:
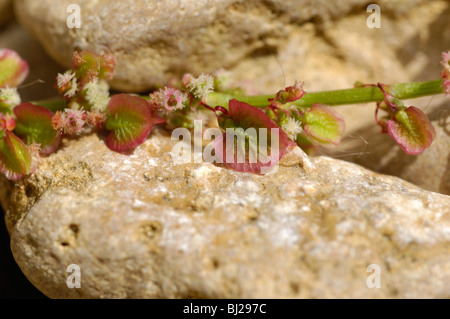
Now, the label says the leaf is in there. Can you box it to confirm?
[105,94,154,154]
[0,49,29,88]
[302,104,345,145]
[386,106,436,155]
[0,129,36,180]
[13,103,62,156]
[214,99,296,174]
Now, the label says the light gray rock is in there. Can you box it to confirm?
[13,0,449,93]
[11,0,450,194]
[4,0,450,298]
[1,129,449,299]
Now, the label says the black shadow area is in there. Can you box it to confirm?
[0,206,47,299]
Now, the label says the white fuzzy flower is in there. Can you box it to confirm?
[282,117,303,140]
[57,71,75,88]
[84,79,110,112]
[56,71,79,98]
[65,77,79,98]
[0,87,21,109]
[186,73,214,99]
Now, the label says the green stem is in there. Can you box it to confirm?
[32,99,67,112]
[36,79,444,113]
[204,79,444,109]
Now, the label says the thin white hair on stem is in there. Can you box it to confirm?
[316,130,373,159]
[323,151,373,159]
[422,94,436,112]
[260,34,286,89]
[18,79,45,89]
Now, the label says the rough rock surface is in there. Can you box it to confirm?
[1,129,449,298]
[14,0,449,93]
[12,0,450,193]
[5,0,450,298]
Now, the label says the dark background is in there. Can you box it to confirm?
[0,206,47,299]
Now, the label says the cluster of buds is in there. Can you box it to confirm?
[183,73,215,99]
[56,70,78,99]
[270,81,306,108]
[85,110,107,128]
[52,108,108,136]
[55,52,112,134]
[266,81,344,154]
[148,73,217,130]
[52,108,87,135]
[148,87,189,112]
[56,50,115,113]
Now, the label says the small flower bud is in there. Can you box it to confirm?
[181,74,193,89]
[186,73,215,99]
[149,87,189,112]
[52,109,86,135]
[56,71,79,99]
[0,87,21,111]
[271,81,306,107]
[85,110,107,128]
[0,49,29,88]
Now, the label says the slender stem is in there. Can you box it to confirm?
[38,79,444,113]
[204,79,444,109]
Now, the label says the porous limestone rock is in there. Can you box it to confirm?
[5,0,450,297]
[11,0,450,194]
[13,0,449,93]
[1,128,449,299]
